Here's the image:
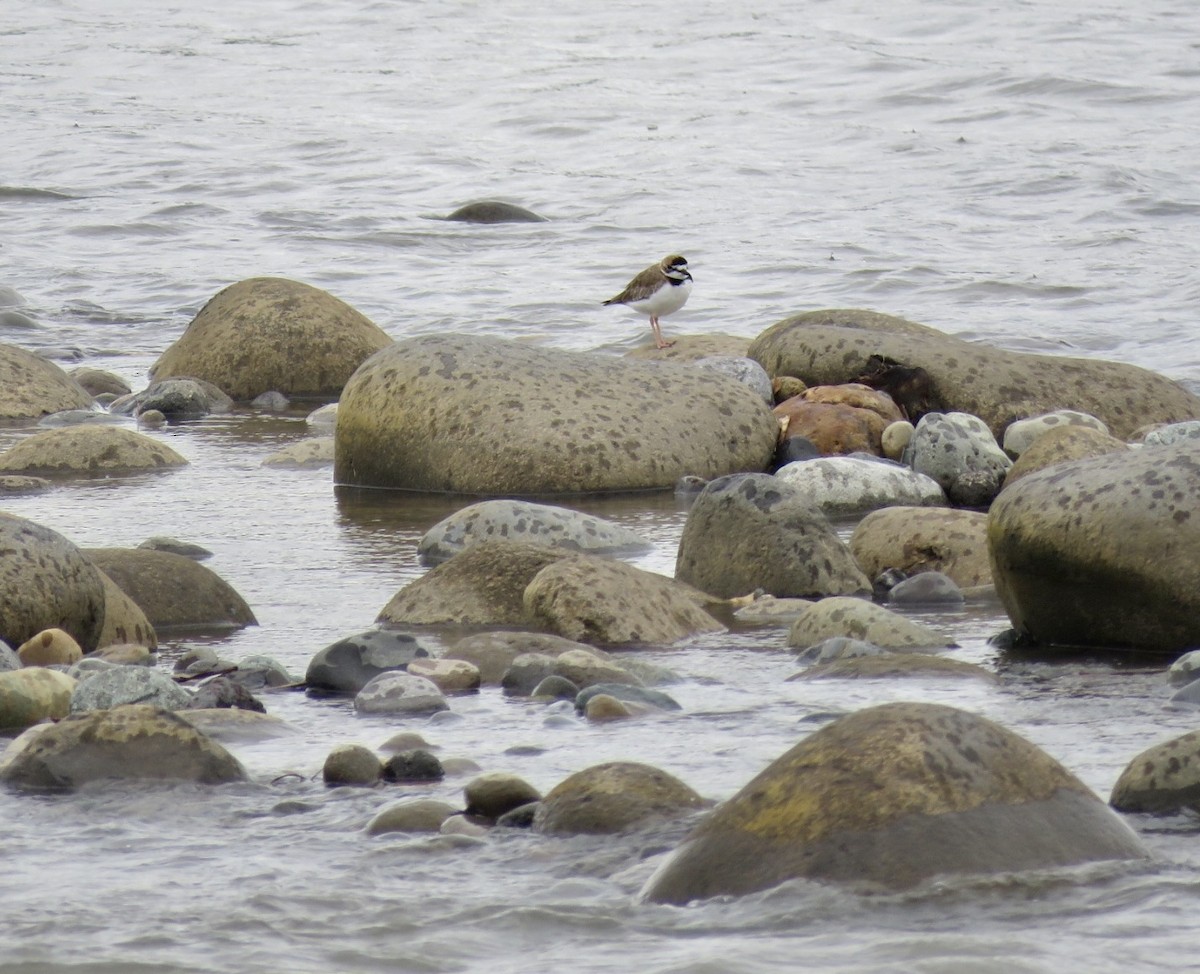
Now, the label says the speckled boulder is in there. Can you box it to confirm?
[534,761,707,835]
[625,334,753,362]
[335,334,778,493]
[306,629,432,694]
[151,277,393,401]
[1142,420,1200,448]
[262,436,335,469]
[353,672,449,716]
[69,667,192,713]
[0,668,76,730]
[641,702,1146,902]
[93,568,158,650]
[417,499,650,566]
[748,310,1200,440]
[0,425,187,476]
[1110,730,1200,814]
[775,456,947,515]
[905,412,1012,504]
[675,473,871,599]
[793,653,996,682]
[1002,410,1110,458]
[443,631,594,685]
[0,513,106,652]
[787,597,953,651]
[83,548,256,633]
[988,441,1200,653]
[0,343,93,419]
[850,507,992,588]
[0,704,247,789]
[1002,425,1130,489]
[691,356,774,404]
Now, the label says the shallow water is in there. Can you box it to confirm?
[3,0,1200,971]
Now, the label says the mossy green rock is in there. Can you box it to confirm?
[0,343,93,419]
[1110,730,1200,814]
[534,761,707,835]
[0,668,76,730]
[0,425,186,475]
[642,702,1146,902]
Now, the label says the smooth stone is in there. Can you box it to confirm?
[382,749,445,782]
[417,499,650,566]
[334,334,778,494]
[18,628,83,666]
[443,200,547,223]
[1110,730,1200,814]
[773,436,821,467]
[110,377,233,420]
[887,571,964,605]
[1168,651,1200,687]
[353,672,449,716]
[1002,425,1130,489]
[152,277,393,401]
[1002,410,1110,457]
[793,636,889,664]
[574,683,681,713]
[69,367,131,398]
[262,437,336,468]
[732,596,815,625]
[444,631,593,685]
[776,455,948,515]
[88,643,155,666]
[905,411,1011,500]
[584,694,636,720]
[1142,420,1200,448]
[504,653,571,697]
[406,657,481,694]
[137,409,166,427]
[533,762,707,835]
[69,666,192,713]
[0,704,247,789]
[1169,680,1200,706]
[136,536,213,560]
[530,675,580,701]
[787,597,953,651]
[881,420,914,461]
[0,424,187,476]
[306,403,338,427]
[92,565,157,651]
[306,629,431,694]
[251,390,289,411]
[674,473,871,599]
[84,548,256,632]
[187,675,266,713]
[625,334,752,362]
[794,654,997,682]
[323,743,383,787]
[641,702,1146,902]
[167,708,293,742]
[378,731,434,753]
[0,668,76,730]
[849,506,993,589]
[37,408,124,427]
[691,356,774,404]
[463,772,541,820]
[365,799,457,835]
[0,342,93,419]
[214,653,292,687]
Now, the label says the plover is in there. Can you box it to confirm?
[603,254,692,349]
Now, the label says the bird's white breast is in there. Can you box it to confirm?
[627,277,692,318]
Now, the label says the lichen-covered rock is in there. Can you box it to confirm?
[641,702,1146,902]
[323,743,383,787]
[152,277,393,401]
[306,629,432,694]
[0,342,93,419]
[0,704,247,789]
[69,667,192,713]
[93,568,158,650]
[1110,731,1200,814]
[775,456,947,515]
[335,335,778,493]
[1142,420,1200,448]
[534,761,706,835]
[987,441,1200,653]
[443,631,592,685]
[1002,410,1110,458]
[0,425,187,475]
[850,507,992,589]
[353,672,449,716]
[0,668,76,730]
[109,377,233,421]
[1002,425,1129,488]
[748,310,1200,440]
[787,597,953,651]
[905,412,1012,505]
[675,473,870,599]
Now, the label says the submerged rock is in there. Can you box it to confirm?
[1110,730,1200,814]
[787,597,953,651]
[0,342,93,419]
[442,200,547,223]
[306,629,432,694]
[534,761,707,835]
[0,425,187,476]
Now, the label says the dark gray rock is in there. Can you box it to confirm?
[306,629,432,694]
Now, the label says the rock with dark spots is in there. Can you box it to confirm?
[444,631,594,685]
[366,799,458,835]
[17,627,83,666]
[1142,420,1200,448]
[793,653,997,682]
[69,367,131,398]
[887,571,964,605]
[1002,425,1130,488]
[406,657,480,694]
[987,441,1200,653]
[0,513,106,652]
[691,356,774,404]
[69,666,192,713]
[675,473,870,600]
[323,744,383,787]
[262,437,336,469]
[464,772,541,820]
[625,334,753,362]
[904,412,1012,501]
[1110,730,1200,814]
[574,683,681,714]
[534,761,707,835]
[775,456,947,515]
[1168,652,1200,687]
[306,629,433,694]
[850,506,993,589]
[0,704,247,790]
[0,342,93,419]
[110,377,233,420]
[334,334,778,494]
[188,676,266,713]
[417,499,650,566]
[881,420,914,460]
[641,702,1147,903]
[794,636,889,664]
[1002,410,1110,458]
[84,548,256,633]
[787,597,953,651]
[353,672,449,716]
[443,200,547,223]
[382,748,445,782]
[94,568,158,651]
[751,311,1200,441]
[0,668,76,730]
[0,425,187,476]
[151,277,393,401]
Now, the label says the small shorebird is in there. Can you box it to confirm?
[603,254,692,349]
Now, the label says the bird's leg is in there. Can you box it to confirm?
[651,317,675,350]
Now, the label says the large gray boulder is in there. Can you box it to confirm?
[305,629,432,694]
[988,441,1200,653]
[0,343,94,419]
[151,277,393,401]
[334,335,778,493]
[69,667,192,714]
[641,702,1146,903]
[748,310,1200,440]
[675,473,870,599]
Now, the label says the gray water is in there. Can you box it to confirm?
[3,1,1200,971]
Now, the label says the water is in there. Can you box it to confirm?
[3,0,1200,970]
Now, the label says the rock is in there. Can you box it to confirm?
[188,676,266,713]
[1002,410,1110,457]
[334,335,778,493]
[748,310,1200,440]
[533,761,707,835]
[0,475,50,494]
[110,377,233,421]
[0,425,187,476]
[773,436,821,467]
[550,649,642,689]
[691,356,774,404]
[93,568,159,650]
[0,342,93,419]
[905,412,1011,505]
[88,643,155,666]
[464,772,541,820]
[137,409,166,427]
[1142,421,1200,448]
[353,672,449,716]
[406,657,481,694]
[641,702,1146,902]
[323,744,383,787]
[84,548,256,633]
[584,694,636,720]
[771,375,808,401]
[732,596,814,625]
[305,629,431,694]
[262,437,336,468]
[443,631,592,685]
[794,654,997,682]
[69,367,131,398]
[574,683,681,713]
[849,506,993,589]
[531,675,579,700]
[674,473,871,599]
[180,708,292,741]
[151,277,394,401]
[624,334,753,362]
[503,653,568,697]
[70,666,192,713]
[223,655,295,689]
[17,627,82,666]
[0,642,20,672]
[1110,730,1200,814]
[774,384,903,456]
[417,499,650,566]
[787,597,953,651]
[366,799,458,835]
[443,200,547,223]
[775,456,947,515]
[881,420,914,461]
[886,571,964,605]
[1002,425,1130,489]
[0,668,76,729]
[0,704,247,789]
[306,403,338,428]
[378,731,434,753]
[251,390,289,411]
[137,537,213,561]
[1168,651,1200,687]
[987,441,1200,653]
[382,749,445,782]
[793,636,889,664]
[0,512,106,652]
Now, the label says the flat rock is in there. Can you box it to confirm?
[0,425,187,475]
[787,597,953,651]
[262,437,336,469]
[775,456,947,515]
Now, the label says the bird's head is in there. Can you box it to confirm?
[662,254,692,281]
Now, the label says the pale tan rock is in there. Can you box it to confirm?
[18,628,83,667]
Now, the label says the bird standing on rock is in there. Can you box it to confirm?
[603,254,692,349]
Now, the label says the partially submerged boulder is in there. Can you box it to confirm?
[534,761,707,835]
[0,425,187,476]
[0,343,93,419]
[850,507,993,589]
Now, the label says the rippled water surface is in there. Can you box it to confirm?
[3,1,1200,971]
